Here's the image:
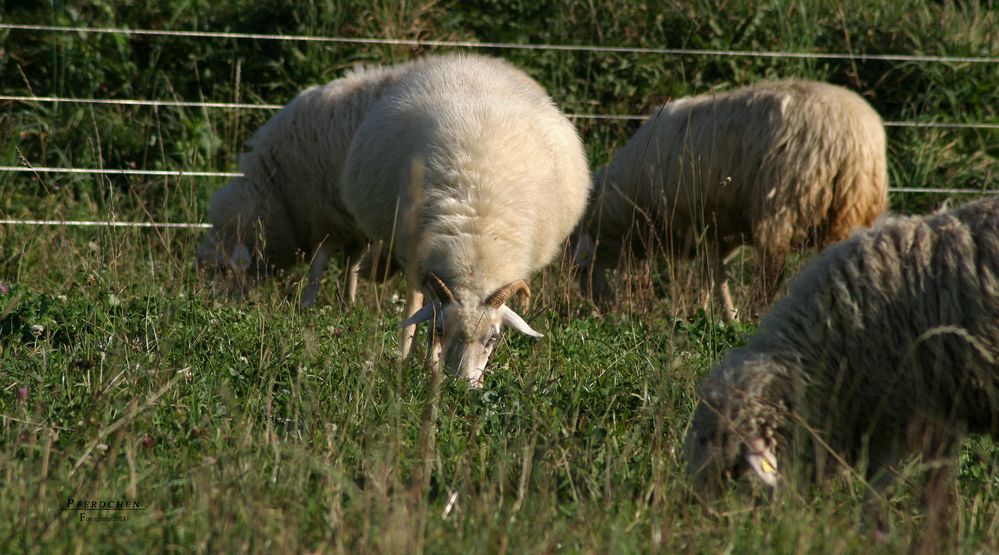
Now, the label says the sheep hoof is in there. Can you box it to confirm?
[723,307,739,323]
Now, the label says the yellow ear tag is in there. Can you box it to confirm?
[760,457,776,474]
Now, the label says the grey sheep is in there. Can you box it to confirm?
[197,61,412,306]
[684,196,999,534]
[577,79,888,318]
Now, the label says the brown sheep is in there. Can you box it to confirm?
[577,79,888,318]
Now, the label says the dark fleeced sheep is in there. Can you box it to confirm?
[684,196,999,534]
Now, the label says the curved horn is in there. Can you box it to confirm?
[486,279,531,309]
[426,272,455,303]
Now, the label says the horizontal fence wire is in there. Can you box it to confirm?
[0,95,284,110]
[2,23,998,64]
[0,219,211,229]
[6,166,998,192]
[2,95,997,129]
[1,185,996,230]
[890,188,998,194]
[2,182,995,232]
[1,23,995,230]
[0,166,241,178]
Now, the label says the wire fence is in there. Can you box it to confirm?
[0,219,211,229]
[0,166,242,178]
[2,94,998,129]
[3,23,999,64]
[1,22,996,230]
[4,165,999,192]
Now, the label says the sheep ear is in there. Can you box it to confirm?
[573,232,595,267]
[498,305,543,338]
[399,302,439,329]
[229,244,252,272]
[745,437,778,487]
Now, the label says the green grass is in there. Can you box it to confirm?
[2,1,998,553]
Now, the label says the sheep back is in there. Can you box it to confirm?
[202,62,412,271]
[760,195,999,442]
[687,196,999,495]
[340,54,590,299]
[589,79,888,260]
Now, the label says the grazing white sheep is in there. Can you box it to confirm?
[340,54,591,386]
[578,79,888,318]
[684,196,999,536]
[197,61,411,306]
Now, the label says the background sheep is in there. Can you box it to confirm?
[578,79,888,318]
[197,61,411,306]
[684,196,999,537]
[340,54,590,386]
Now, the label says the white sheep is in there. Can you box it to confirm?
[684,196,999,536]
[578,79,888,318]
[197,61,411,306]
[340,54,591,386]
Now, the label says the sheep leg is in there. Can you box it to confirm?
[918,458,956,555]
[582,239,620,308]
[590,259,616,307]
[915,424,960,554]
[359,241,400,283]
[755,245,788,312]
[347,259,360,304]
[400,285,424,361]
[861,461,896,542]
[706,244,736,321]
[302,244,331,308]
[344,245,362,304]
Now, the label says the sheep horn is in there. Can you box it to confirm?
[486,279,531,309]
[426,272,455,303]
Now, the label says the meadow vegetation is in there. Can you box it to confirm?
[1,1,997,552]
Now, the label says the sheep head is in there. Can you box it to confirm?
[684,352,784,501]
[401,275,542,387]
[196,224,267,300]
[196,180,274,296]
